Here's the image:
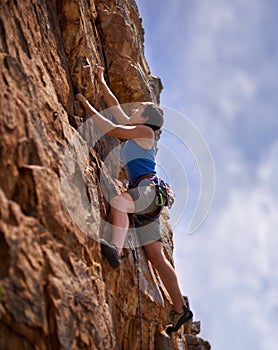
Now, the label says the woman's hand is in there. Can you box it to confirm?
[75,93,87,106]
[95,65,105,83]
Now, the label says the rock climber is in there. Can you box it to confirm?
[75,65,193,333]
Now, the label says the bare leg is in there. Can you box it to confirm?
[110,192,135,255]
[144,241,185,314]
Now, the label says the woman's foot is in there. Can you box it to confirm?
[100,239,121,268]
[166,306,193,334]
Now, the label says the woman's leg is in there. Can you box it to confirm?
[144,241,185,314]
[110,192,135,255]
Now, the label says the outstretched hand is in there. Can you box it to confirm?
[95,65,105,83]
[75,93,87,106]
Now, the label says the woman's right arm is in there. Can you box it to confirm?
[96,66,130,125]
[76,94,153,143]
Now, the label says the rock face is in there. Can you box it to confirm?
[0,1,210,349]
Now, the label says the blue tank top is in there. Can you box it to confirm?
[121,140,156,186]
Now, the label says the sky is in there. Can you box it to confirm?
[137,1,278,349]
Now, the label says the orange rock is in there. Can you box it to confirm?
[0,1,210,349]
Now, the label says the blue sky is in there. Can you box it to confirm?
[137,1,278,349]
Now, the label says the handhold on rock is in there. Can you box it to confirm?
[4,114,16,131]
[155,330,173,350]
[82,64,91,78]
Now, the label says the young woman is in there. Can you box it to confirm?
[75,66,193,333]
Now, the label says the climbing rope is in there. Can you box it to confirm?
[80,1,95,64]
[128,231,143,350]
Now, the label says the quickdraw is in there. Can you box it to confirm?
[150,176,175,209]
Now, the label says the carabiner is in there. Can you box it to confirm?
[156,192,164,206]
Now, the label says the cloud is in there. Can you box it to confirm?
[138,1,278,349]
[174,142,278,349]
[181,1,269,113]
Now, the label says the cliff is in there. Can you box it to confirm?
[0,1,210,349]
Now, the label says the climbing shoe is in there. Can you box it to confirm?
[100,239,121,268]
[166,306,193,334]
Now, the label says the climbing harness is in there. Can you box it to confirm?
[131,173,174,206]
[128,230,143,350]
[130,173,175,221]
